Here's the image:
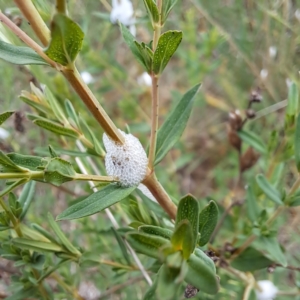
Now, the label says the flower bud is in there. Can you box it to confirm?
[246,109,256,119]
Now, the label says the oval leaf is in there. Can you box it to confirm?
[256,174,283,205]
[57,184,136,220]
[198,200,218,246]
[153,30,182,75]
[176,194,199,250]
[45,13,84,65]
[185,252,219,295]
[245,185,261,222]
[12,238,63,253]
[139,225,173,240]
[155,84,200,164]
[143,0,159,26]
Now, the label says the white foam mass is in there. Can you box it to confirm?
[103,130,148,187]
[255,280,278,300]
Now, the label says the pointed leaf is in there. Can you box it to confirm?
[246,185,261,222]
[161,0,179,24]
[175,194,199,250]
[111,227,132,265]
[0,151,27,172]
[0,179,28,197]
[0,111,14,126]
[12,238,63,253]
[139,225,173,240]
[18,181,36,220]
[126,231,170,259]
[152,30,182,75]
[237,130,267,154]
[0,40,49,65]
[7,153,45,171]
[65,99,80,130]
[198,200,218,246]
[155,84,200,164]
[256,174,283,205]
[57,184,136,220]
[33,117,80,139]
[143,0,159,25]
[45,13,84,65]
[185,252,219,295]
[47,213,81,256]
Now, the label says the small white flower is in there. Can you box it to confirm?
[255,280,278,300]
[103,130,148,187]
[138,184,156,202]
[0,128,10,140]
[137,72,152,87]
[269,46,277,59]
[260,69,268,79]
[81,71,94,85]
[111,0,134,26]
[78,281,101,300]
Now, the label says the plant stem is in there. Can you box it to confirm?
[56,0,67,15]
[14,0,51,47]
[0,12,57,68]
[74,173,116,183]
[148,1,162,168]
[148,75,159,168]
[142,172,177,219]
[0,171,43,180]
[62,67,125,144]
[3,6,124,144]
[0,197,23,237]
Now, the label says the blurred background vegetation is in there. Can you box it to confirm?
[0,0,300,299]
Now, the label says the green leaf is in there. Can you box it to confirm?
[185,252,219,295]
[111,227,132,265]
[65,99,80,130]
[152,30,182,75]
[155,84,200,164]
[171,220,194,259]
[161,0,179,24]
[198,200,218,246]
[12,238,64,253]
[0,40,49,65]
[47,213,81,256]
[0,111,14,126]
[157,264,182,300]
[57,184,136,220]
[7,153,45,171]
[238,130,267,154]
[48,145,59,158]
[33,117,80,139]
[20,94,52,116]
[144,272,159,300]
[44,158,76,186]
[5,288,38,300]
[295,113,300,171]
[246,185,261,222]
[256,174,283,205]
[231,247,273,271]
[0,151,27,172]
[175,194,199,250]
[143,0,159,26]
[120,23,153,72]
[285,82,299,128]
[45,13,84,65]
[194,248,216,272]
[18,181,36,220]
[138,225,173,240]
[254,236,287,267]
[126,231,170,259]
[0,179,28,197]
[44,87,68,124]
[31,223,58,244]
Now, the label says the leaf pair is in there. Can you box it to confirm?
[120,24,182,75]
